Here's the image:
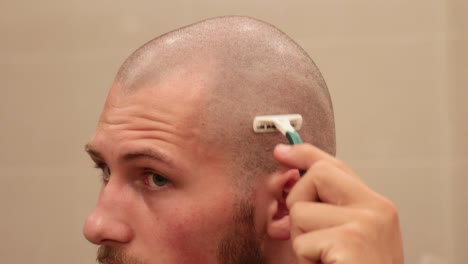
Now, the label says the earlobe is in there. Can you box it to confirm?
[267,201,291,240]
[266,169,300,240]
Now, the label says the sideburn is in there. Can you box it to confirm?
[216,199,267,264]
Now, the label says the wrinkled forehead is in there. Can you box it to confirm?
[103,64,213,122]
[91,65,224,165]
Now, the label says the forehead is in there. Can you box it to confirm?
[90,66,217,162]
[104,66,210,123]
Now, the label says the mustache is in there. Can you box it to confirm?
[97,246,144,264]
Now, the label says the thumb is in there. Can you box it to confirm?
[273,144,355,177]
[274,143,333,169]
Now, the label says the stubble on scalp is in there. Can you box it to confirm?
[97,16,335,263]
[113,16,336,188]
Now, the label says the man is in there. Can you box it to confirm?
[83,16,404,264]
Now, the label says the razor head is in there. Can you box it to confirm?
[253,114,303,133]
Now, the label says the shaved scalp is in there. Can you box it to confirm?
[115,16,335,186]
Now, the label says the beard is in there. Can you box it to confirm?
[96,198,266,264]
[97,246,144,264]
[216,198,266,264]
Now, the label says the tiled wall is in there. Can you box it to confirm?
[0,1,465,263]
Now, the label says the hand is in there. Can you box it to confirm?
[274,143,404,264]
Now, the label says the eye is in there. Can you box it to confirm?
[95,163,111,182]
[102,166,111,181]
[145,171,169,188]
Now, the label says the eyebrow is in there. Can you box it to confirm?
[84,143,173,165]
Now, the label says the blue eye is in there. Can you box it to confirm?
[146,172,169,187]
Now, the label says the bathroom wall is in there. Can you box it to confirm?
[0,1,465,263]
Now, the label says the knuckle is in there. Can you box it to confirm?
[361,209,383,229]
[309,160,334,184]
[380,198,399,222]
[341,222,377,252]
[340,224,369,256]
[361,197,400,231]
[333,158,347,170]
[292,235,308,257]
[369,195,399,222]
[343,221,366,239]
[289,201,307,220]
[310,159,332,173]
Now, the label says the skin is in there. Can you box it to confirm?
[83,16,404,264]
[84,70,251,263]
[274,144,404,263]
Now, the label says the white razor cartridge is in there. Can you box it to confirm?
[253,114,303,135]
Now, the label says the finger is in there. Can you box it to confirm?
[289,201,360,238]
[292,227,338,264]
[274,143,356,177]
[293,225,358,264]
[287,159,375,207]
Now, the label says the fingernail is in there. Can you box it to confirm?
[275,144,291,154]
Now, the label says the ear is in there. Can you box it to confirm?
[265,168,301,240]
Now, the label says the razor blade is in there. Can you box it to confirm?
[253,114,303,135]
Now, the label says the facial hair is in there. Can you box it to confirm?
[96,199,266,264]
[97,246,145,264]
[216,198,267,264]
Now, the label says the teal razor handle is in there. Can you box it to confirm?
[285,131,305,176]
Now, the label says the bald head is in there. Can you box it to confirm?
[114,16,335,183]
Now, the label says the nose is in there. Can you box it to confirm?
[83,182,134,245]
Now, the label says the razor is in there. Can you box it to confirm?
[253,114,303,144]
[253,114,305,175]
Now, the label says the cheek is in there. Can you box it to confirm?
[166,214,216,262]
[144,192,236,263]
